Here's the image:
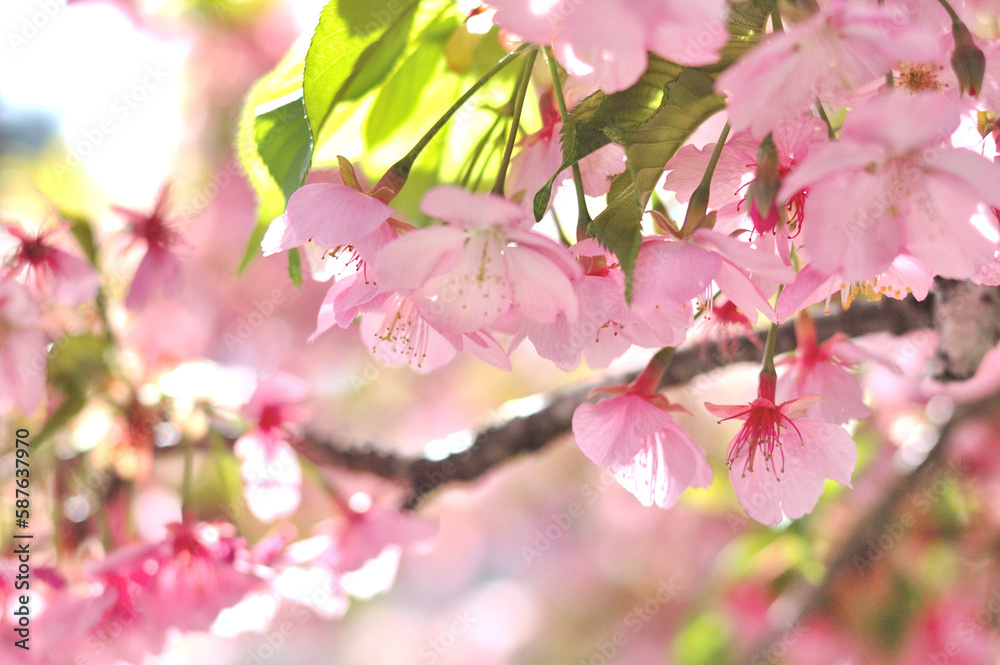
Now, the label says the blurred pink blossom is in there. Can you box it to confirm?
[1,221,99,305]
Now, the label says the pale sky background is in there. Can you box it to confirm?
[0,0,325,206]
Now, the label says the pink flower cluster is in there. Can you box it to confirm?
[261,0,1000,528]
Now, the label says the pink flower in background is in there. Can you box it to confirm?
[1,221,99,305]
[114,185,187,310]
[234,373,311,522]
[716,0,939,136]
[489,0,728,94]
[900,594,1000,665]
[314,504,439,574]
[37,523,259,665]
[781,92,1000,283]
[0,278,47,414]
[706,376,857,524]
[573,385,712,508]
[375,186,581,335]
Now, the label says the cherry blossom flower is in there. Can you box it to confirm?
[667,113,828,236]
[705,376,857,524]
[631,228,793,326]
[113,185,187,310]
[572,382,712,509]
[1,221,99,305]
[774,256,935,322]
[776,313,874,424]
[234,373,311,522]
[0,278,47,414]
[261,183,396,259]
[375,185,582,335]
[716,0,939,137]
[781,91,1000,284]
[695,297,761,357]
[489,0,729,94]
[519,241,631,370]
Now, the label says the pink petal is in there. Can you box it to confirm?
[374,225,468,294]
[460,330,513,371]
[417,231,511,333]
[614,423,713,509]
[703,401,752,421]
[261,214,296,256]
[505,244,580,325]
[284,184,394,249]
[572,394,675,467]
[421,185,529,231]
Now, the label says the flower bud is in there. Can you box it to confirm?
[950,20,985,97]
[747,134,781,234]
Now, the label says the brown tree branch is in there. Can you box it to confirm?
[292,296,934,506]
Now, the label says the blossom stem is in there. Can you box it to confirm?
[933,0,962,23]
[493,47,538,195]
[759,320,780,401]
[379,43,529,189]
[633,346,676,395]
[771,9,784,32]
[545,47,592,239]
[459,114,504,188]
[681,122,730,236]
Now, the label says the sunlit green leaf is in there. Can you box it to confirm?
[304,0,420,142]
[254,94,313,204]
[364,16,459,149]
[673,611,733,665]
[236,47,306,272]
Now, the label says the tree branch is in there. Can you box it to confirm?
[293,296,934,506]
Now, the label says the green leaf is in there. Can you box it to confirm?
[587,184,644,301]
[704,0,776,73]
[588,71,724,300]
[254,94,313,203]
[288,247,303,288]
[582,0,772,297]
[236,47,306,273]
[304,0,421,143]
[364,16,458,149]
[532,56,685,219]
[607,69,725,206]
